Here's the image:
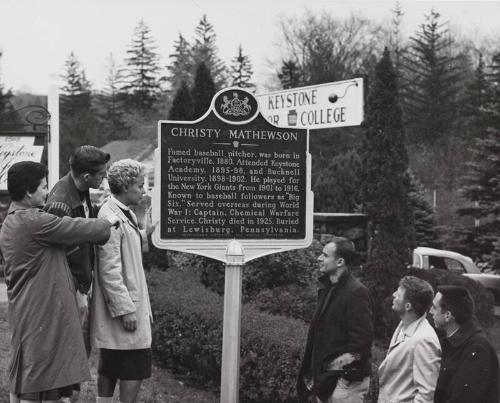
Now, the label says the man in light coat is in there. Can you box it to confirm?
[378,276,441,403]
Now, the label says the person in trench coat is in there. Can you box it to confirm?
[91,159,154,403]
[0,161,118,403]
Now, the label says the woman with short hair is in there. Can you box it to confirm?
[0,161,118,403]
[91,159,154,403]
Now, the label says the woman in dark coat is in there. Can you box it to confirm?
[0,161,118,403]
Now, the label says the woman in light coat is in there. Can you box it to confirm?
[91,159,154,403]
[0,161,118,403]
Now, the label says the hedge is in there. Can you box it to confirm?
[148,267,308,403]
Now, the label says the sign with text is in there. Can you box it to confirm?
[0,136,44,191]
[152,88,314,263]
[256,78,364,129]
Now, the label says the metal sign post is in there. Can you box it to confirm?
[221,241,244,403]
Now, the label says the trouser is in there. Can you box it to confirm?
[317,376,370,403]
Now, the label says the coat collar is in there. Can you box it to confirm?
[106,198,138,229]
[59,172,88,209]
[448,319,482,348]
[389,315,428,350]
[7,200,32,214]
[318,269,350,290]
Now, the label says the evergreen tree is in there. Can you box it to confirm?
[389,2,405,80]
[191,15,227,89]
[359,48,414,335]
[97,53,127,140]
[313,151,361,212]
[166,33,193,93]
[409,173,441,248]
[122,20,162,116]
[60,52,92,116]
[278,60,302,89]
[59,52,99,174]
[168,81,194,121]
[400,10,462,146]
[457,50,500,269]
[191,62,216,120]
[230,45,255,91]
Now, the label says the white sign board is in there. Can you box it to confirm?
[256,78,364,129]
[0,136,44,190]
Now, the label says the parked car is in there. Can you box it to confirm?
[413,247,500,305]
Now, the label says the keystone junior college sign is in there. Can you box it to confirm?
[151,87,314,263]
[256,78,364,129]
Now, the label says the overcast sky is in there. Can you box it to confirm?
[1,0,500,95]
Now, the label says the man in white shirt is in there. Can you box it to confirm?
[378,276,441,403]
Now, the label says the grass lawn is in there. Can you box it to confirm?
[0,301,218,403]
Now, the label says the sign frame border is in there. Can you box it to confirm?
[151,87,314,264]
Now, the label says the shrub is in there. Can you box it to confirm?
[250,284,316,322]
[187,240,323,300]
[149,268,308,403]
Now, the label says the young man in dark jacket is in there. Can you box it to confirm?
[45,146,110,350]
[430,285,499,403]
[297,237,374,403]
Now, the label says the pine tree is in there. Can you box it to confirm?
[230,45,255,91]
[60,52,92,116]
[59,52,99,174]
[389,2,405,78]
[278,60,302,89]
[457,51,500,270]
[191,62,216,120]
[168,81,194,121]
[97,53,127,140]
[166,33,193,93]
[191,15,227,89]
[400,10,462,146]
[122,20,162,116]
[359,48,414,331]
[409,173,441,248]
[313,151,361,212]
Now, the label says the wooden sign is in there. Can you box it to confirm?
[0,136,44,191]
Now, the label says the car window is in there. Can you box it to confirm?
[444,258,466,274]
[429,256,447,270]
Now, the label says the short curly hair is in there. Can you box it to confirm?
[107,159,146,195]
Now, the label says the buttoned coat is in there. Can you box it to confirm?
[434,320,499,403]
[91,198,152,350]
[297,271,374,402]
[0,203,110,394]
[378,315,441,403]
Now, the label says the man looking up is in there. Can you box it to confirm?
[378,276,441,403]
[297,237,373,403]
[431,286,499,403]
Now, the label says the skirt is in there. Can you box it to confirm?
[98,348,152,380]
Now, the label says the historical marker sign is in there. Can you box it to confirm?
[256,78,364,129]
[152,87,314,263]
